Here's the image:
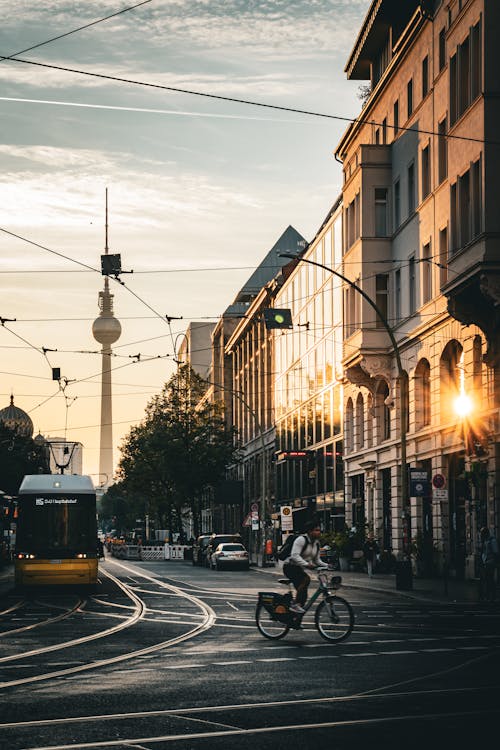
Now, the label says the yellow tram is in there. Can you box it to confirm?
[15,474,98,586]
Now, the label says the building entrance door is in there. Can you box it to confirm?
[448,453,467,580]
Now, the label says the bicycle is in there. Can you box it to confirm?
[255,570,354,642]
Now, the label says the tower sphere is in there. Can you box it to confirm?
[92,315,122,345]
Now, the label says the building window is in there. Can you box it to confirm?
[375,188,388,236]
[422,55,429,98]
[376,381,391,441]
[395,268,401,321]
[440,340,462,423]
[439,27,446,71]
[345,398,354,453]
[375,128,380,144]
[355,393,364,450]
[421,145,430,199]
[422,242,432,304]
[450,20,482,125]
[408,162,415,214]
[394,179,400,228]
[451,158,482,253]
[382,117,387,144]
[409,256,416,314]
[438,118,447,183]
[415,359,431,429]
[439,227,448,288]
[375,274,389,327]
[393,100,399,136]
[407,78,413,118]
[344,278,361,338]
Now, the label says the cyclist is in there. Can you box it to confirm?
[283,520,328,613]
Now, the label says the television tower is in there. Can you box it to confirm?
[92,190,122,487]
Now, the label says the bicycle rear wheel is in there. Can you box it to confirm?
[315,595,354,642]
[255,603,290,640]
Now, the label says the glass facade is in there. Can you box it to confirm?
[274,207,344,530]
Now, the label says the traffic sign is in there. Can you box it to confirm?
[432,473,446,489]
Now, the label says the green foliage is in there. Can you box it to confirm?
[0,424,50,495]
[115,365,240,537]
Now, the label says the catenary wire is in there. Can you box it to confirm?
[0,1,153,63]
[1,55,498,147]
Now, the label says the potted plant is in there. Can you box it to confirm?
[333,529,351,571]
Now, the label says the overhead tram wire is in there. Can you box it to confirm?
[0,1,153,64]
[0,57,498,148]
[0,226,181,357]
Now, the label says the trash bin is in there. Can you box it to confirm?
[395,560,413,590]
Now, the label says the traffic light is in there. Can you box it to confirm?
[101,253,122,276]
[263,308,293,330]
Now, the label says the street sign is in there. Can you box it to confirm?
[280,505,293,531]
[409,469,430,496]
[432,473,446,489]
[433,489,448,501]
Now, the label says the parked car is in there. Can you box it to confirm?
[205,533,243,568]
[192,534,212,566]
[210,542,249,571]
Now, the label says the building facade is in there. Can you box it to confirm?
[273,200,345,536]
[335,0,499,577]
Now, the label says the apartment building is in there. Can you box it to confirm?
[335,0,499,578]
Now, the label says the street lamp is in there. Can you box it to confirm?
[279,251,409,553]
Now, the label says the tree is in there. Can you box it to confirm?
[117,365,240,538]
[0,424,50,496]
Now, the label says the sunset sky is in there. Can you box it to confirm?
[0,0,370,483]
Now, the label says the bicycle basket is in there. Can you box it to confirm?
[258,592,292,623]
[318,572,342,591]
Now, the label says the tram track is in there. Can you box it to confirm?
[0,684,497,749]
[0,561,216,690]
[0,596,85,637]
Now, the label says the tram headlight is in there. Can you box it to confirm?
[76,553,87,558]
[17,553,36,559]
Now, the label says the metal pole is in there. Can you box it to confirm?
[280,252,409,551]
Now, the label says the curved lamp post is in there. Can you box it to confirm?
[279,252,409,553]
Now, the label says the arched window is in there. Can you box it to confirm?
[472,335,482,398]
[355,392,364,450]
[414,359,431,429]
[366,393,374,448]
[400,370,409,436]
[345,398,354,453]
[440,340,462,422]
[375,381,391,441]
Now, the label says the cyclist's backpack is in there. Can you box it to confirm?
[277,533,307,561]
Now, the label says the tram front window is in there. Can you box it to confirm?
[17,494,96,555]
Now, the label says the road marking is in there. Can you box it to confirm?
[211,660,252,665]
[257,658,295,662]
[226,601,239,611]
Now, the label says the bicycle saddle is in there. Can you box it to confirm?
[278,578,291,585]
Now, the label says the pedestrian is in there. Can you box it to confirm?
[363,534,379,578]
[478,526,499,603]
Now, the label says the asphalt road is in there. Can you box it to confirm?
[0,557,499,750]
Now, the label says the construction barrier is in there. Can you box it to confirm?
[169,545,189,560]
[139,545,167,561]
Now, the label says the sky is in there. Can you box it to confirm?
[0,0,371,484]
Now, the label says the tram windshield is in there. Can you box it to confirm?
[16,493,97,555]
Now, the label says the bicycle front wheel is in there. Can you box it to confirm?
[255,603,290,640]
[315,595,354,642]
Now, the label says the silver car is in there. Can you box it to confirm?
[210,543,249,571]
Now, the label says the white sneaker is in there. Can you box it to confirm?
[289,603,305,613]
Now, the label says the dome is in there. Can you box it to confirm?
[0,395,34,438]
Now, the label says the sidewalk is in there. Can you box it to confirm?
[252,562,500,605]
